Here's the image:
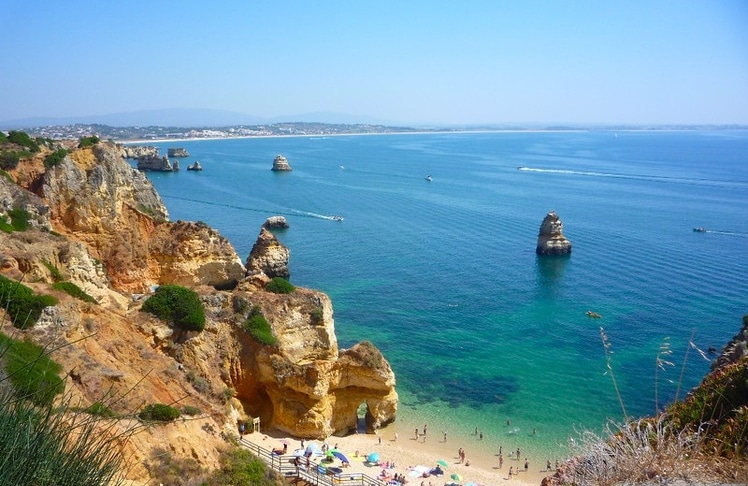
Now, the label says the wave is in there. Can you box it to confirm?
[160,194,339,220]
[699,229,748,238]
[517,166,747,188]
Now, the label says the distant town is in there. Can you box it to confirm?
[13,122,747,143]
[21,122,434,142]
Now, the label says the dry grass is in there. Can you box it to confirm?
[562,415,747,485]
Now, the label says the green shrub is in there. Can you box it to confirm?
[8,207,31,231]
[0,169,13,183]
[186,370,211,394]
[43,148,68,169]
[242,306,277,345]
[137,403,180,422]
[0,215,12,234]
[0,275,58,329]
[77,135,100,148]
[141,285,205,332]
[0,131,7,143]
[0,151,21,170]
[52,281,98,304]
[84,401,117,418]
[180,405,201,416]
[206,447,284,486]
[0,333,64,406]
[310,307,324,324]
[220,387,236,404]
[42,260,64,282]
[265,277,295,294]
[7,130,40,152]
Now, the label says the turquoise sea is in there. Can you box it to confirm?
[135,130,748,463]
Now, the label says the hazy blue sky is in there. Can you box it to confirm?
[1,0,746,125]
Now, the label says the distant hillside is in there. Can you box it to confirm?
[0,108,395,130]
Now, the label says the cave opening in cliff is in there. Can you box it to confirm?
[356,402,369,434]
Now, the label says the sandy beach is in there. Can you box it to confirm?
[252,424,554,486]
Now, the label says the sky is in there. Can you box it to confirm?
[1,0,747,125]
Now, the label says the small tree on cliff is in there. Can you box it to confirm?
[141,285,205,332]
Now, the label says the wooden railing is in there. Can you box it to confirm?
[240,438,385,486]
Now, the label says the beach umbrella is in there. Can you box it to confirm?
[437,459,449,468]
[332,450,349,463]
[367,452,380,463]
[451,473,463,482]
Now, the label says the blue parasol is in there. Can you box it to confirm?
[332,450,349,463]
[367,452,380,463]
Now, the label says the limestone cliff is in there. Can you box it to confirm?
[0,140,398,483]
[246,227,291,282]
[536,210,572,256]
[36,143,242,293]
[119,144,159,159]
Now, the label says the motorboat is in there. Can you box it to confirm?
[425,175,432,182]
[331,215,344,222]
[693,227,706,233]
[586,310,602,319]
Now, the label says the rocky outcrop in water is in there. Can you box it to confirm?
[536,210,572,256]
[137,154,179,172]
[263,215,289,229]
[120,145,158,159]
[271,154,292,171]
[246,227,291,283]
[167,147,190,157]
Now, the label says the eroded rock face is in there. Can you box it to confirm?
[120,145,159,159]
[536,210,572,256]
[39,142,243,293]
[0,141,399,482]
[224,288,398,438]
[712,317,748,370]
[246,227,290,281]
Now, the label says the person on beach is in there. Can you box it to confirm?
[524,458,529,472]
[479,431,483,440]
[423,424,427,436]
[499,445,502,455]
[508,466,513,479]
[499,453,503,468]
[415,428,419,440]
[474,427,478,435]
[443,431,447,442]
[546,459,552,471]
[516,448,521,460]
[394,432,398,441]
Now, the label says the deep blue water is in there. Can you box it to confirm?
[136,130,748,460]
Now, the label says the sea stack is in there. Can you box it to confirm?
[536,210,572,256]
[263,215,290,229]
[271,154,292,171]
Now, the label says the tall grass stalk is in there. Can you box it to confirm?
[655,336,674,413]
[599,326,628,422]
[568,416,723,486]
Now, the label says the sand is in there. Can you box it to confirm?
[252,424,554,486]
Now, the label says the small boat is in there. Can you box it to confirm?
[331,215,344,222]
[693,227,706,233]
[586,310,602,319]
[425,175,432,182]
